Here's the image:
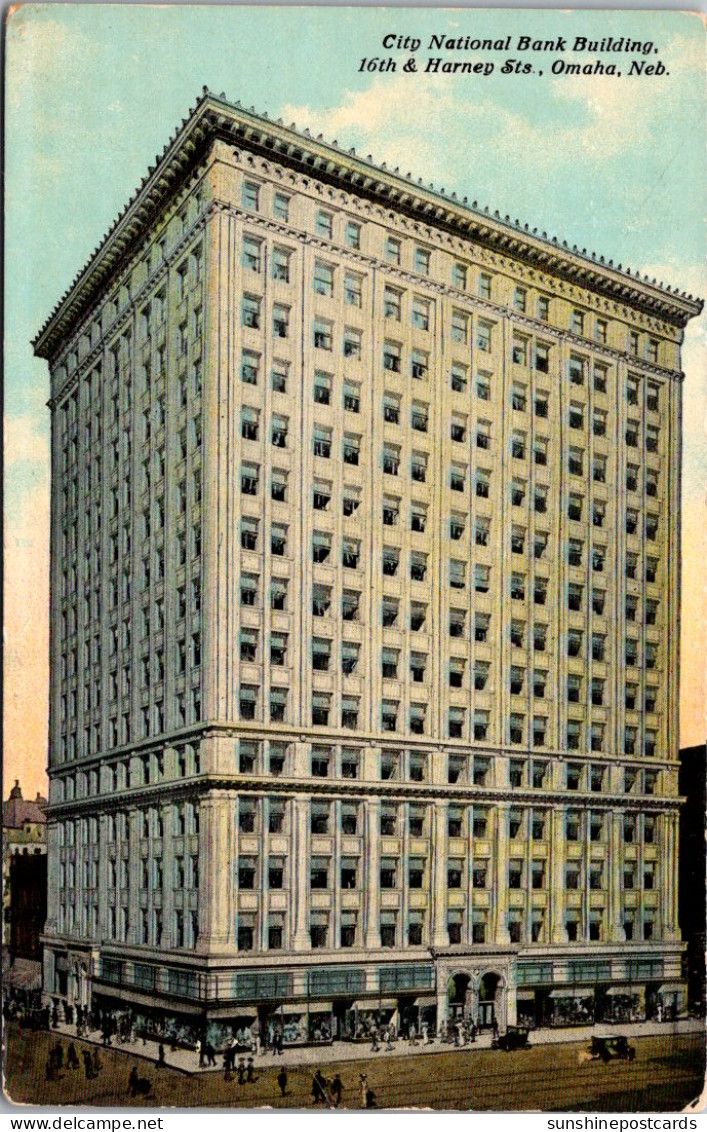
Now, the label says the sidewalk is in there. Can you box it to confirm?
[50,1017,703,1076]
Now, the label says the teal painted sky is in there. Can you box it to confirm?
[4,5,706,790]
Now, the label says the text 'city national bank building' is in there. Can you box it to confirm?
[34,89,702,1046]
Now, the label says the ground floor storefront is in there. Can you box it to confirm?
[41,940,688,1051]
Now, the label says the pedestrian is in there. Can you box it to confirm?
[470,1020,477,1043]
[67,1043,79,1070]
[223,1049,231,1081]
[237,1058,246,1085]
[359,1073,368,1108]
[92,1049,102,1077]
[157,1042,166,1068]
[205,1041,216,1067]
[82,1049,93,1080]
[330,1073,343,1107]
[277,1066,288,1098]
[311,1068,328,1105]
[276,1030,284,1056]
[247,1056,255,1083]
[492,1017,499,1042]
[196,1037,203,1068]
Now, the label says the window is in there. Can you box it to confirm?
[241,406,259,441]
[344,328,362,358]
[383,445,399,476]
[312,694,330,727]
[569,355,584,385]
[414,247,430,275]
[451,363,468,392]
[241,295,260,329]
[382,233,401,263]
[273,304,289,339]
[477,322,492,351]
[313,426,331,459]
[452,262,467,289]
[594,365,608,393]
[345,221,361,249]
[535,345,550,375]
[242,181,260,210]
[241,517,258,550]
[315,210,333,239]
[313,319,332,350]
[271,523,287,557]
[312,369,330,405]
[240,462,259,496]
[313,261,334,297]
[451,310,468,343]
[412,297,430,330]
[271,415,288,448]
[479,272,492,299]
[273,192,290,221]
[512,339,528,367]
[595,318,608,344]
[345,273,362,307]
[312,532,331,564]
[383,341,401,372]
[272,246,290,281]
[384,288,401,320]
[513,286,527,313]
[343,383,360,415]
[411,454,427,483]
[381,700,398,732]
[382,597,398,627]
[383,393,400,425]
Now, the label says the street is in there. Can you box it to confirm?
[3,1025,704,1111]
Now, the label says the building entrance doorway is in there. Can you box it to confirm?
[477,972,502,1029]
[448,973,471,1020]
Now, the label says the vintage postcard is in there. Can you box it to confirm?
[3,3,706,1116]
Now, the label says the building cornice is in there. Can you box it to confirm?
[44,775,684,820]
[33,88,702,361]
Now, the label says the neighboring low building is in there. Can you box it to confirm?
[2,781,47,991]
[678,743,707,1015]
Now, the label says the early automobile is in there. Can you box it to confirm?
[589,1035,636,1063]
[495,1025,531,1051]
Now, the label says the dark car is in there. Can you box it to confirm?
[495,1025,531,1051]
[589,1035,636,1063]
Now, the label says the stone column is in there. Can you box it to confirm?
[494,802,510,944]
[505,979,517,1027]
[431,801,449,947]
[127,808,141,945]
[550,805,566,943]
[364,799,381,949]
[660,811,679,941]
[436,981,448,1033]
[196,792,234,954]
[45,821,61,935]
[291,795,311,951]
[608,809,624,941]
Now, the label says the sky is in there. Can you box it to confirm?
[4,4,706,798]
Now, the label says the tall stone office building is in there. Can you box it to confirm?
[34,90,701,1042]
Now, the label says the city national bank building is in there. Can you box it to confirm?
[34,90,701,1047]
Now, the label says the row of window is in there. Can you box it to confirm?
[238,180,665,361]
[236,683,659,751]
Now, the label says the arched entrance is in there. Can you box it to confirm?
[477,971,505,1030]
[448,973,472,1021]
